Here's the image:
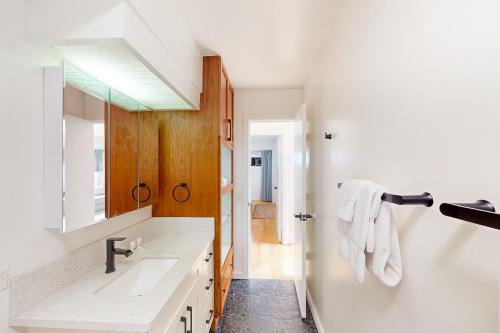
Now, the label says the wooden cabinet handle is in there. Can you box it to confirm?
[227,119,232,141]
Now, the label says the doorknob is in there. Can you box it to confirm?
[294,213,313,222]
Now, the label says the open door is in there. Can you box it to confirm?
[293,104,310,318]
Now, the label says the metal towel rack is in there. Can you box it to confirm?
[439,200,499,230]
[337,183,434,207]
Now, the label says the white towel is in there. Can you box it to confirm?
[338,180,381,282]
[337,179,368,263]
[367,202,403,287]
[337,180,402,286]
[337,179,367,222]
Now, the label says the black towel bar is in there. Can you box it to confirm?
[439,201,500,230]
[337,183,434,207]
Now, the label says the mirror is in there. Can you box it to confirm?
[63,64,110,232]
[61,63,158,233]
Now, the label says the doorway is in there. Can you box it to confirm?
[248,121,295,280]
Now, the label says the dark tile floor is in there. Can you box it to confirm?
[214,279,319,333]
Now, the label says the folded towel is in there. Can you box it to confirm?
[367,202,403,287]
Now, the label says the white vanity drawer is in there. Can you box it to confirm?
[201,262,214,300]
[202,243,214,272]
[199,288,214,333]
[163,284,198,333]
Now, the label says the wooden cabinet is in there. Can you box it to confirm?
[106,105,159,218]
[220,68,234,146]
[107,104,139,218]
[154,56,234,330]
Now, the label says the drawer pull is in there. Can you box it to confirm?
[206,310,214,324]
[205,252,213,262]
[187,306,193,333]
[205,278,214,290]
[181,316,187,333]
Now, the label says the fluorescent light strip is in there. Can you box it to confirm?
[64,62,147,111]
[57,44,193,110]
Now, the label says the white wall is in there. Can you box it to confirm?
[304,1,500,332]
[250,136,278,202]
[0,2,151,332]
[233,89,302,278]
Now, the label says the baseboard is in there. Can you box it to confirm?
[307,287,325,333]
[232,271,248,280]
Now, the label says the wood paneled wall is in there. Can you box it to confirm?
[153,56,226,324]
[153,108,219,216]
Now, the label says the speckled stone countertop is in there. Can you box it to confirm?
[9,218,214,332]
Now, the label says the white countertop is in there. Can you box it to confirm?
[9,219,214,332]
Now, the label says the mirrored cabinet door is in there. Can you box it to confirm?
[138,112,159,208]
[45,62,161,234]
[107,89,140,218]
[63,64,110,233]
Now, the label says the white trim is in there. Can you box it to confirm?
[232,88,303,281]
[307,287,325,333]
[232,271,247,280]
[244,118,296,278]
[43,66,64,231]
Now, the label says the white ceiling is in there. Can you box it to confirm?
[173,0,337,89]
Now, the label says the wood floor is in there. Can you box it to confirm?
[250,201,294,280]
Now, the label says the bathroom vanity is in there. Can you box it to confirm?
[9,218,215,333]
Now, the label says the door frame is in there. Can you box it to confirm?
[238,115,294,279]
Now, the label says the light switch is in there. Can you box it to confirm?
[0,268,9,291]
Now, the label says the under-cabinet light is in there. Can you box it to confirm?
[55,44,194,110]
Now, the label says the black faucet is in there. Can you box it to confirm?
[106,237,133,274]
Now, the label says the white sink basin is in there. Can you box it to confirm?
[98,258,178,297]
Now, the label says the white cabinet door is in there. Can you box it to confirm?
[198,288,214,333]
[165,287,198,333]
[198,243,214,333]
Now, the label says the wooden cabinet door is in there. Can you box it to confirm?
[220,69,228,139]
[219,247,233,314]
[107,104,138,218]
[226,84,234,144]
[139,111,159,208]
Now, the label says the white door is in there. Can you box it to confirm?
[293,104,309,318]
